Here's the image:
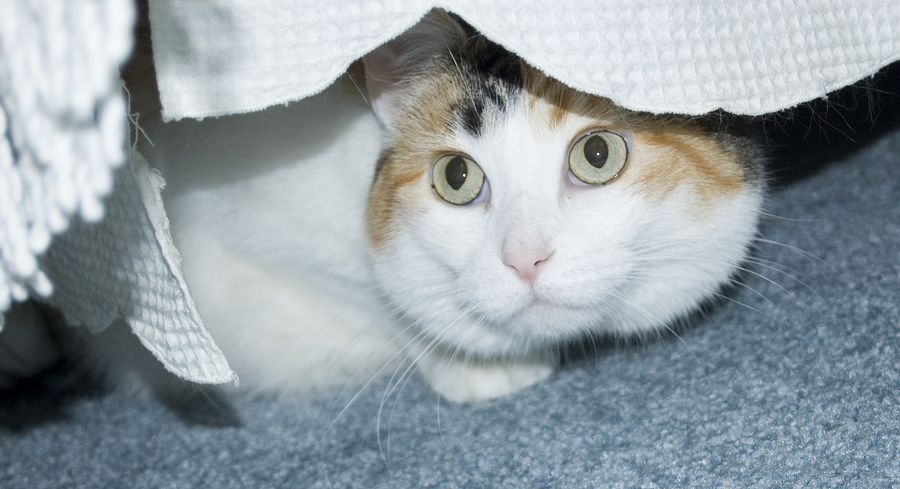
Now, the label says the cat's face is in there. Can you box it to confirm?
[364,11,762,358]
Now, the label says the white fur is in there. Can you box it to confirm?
[128,52,763,404]
[359,13,762,402]
[138,77,761,402]
[368,96,762,399]
[147,81,404,392]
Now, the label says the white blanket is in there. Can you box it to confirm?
[0,1,131,321]
[149,0,900,120]
[2,0,898,384]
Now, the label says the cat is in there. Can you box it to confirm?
[355,11,763,401]
[0,9,763,403]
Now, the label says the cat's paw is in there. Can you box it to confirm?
[417,352,556,403]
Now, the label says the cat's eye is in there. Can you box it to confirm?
[432,154,485,205]
[568,131,628,184]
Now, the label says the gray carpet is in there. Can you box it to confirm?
[3,68,900,487]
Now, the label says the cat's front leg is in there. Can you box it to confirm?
[416,349,557,403]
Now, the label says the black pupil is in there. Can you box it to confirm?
[445,156,468,190]
[584,135,609,168]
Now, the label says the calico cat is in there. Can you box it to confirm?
[0,10,763,402]
[355,11,763,400]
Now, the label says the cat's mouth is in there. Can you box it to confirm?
[526,296,557,313]
[507,293,585,327]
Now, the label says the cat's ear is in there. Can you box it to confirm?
[362,39,408,132]
[363,10,466,132]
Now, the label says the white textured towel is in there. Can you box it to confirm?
[41,150,236,384]
[0,0,132,319]
[2,0,899,385]
[0,0,234,384]
[149,0,900,121]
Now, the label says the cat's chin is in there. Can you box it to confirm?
[504,298,596,337]
[522,298,558,317]
[407,301,600,358]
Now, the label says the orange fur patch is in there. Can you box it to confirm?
[619,128,746,207]
[523,64,619,130]
[523,64,747,209]
[366,151,426,249]
[367,73,465,249]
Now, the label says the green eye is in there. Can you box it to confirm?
[568,131,627,184]
[432,154,485,205]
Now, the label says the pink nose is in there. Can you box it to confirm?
[503,247,552,282]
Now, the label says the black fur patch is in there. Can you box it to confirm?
[458,99,486,135]
[446,15,523,137]
[372,147,393,181]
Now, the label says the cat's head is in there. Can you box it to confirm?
[363,10,763,358]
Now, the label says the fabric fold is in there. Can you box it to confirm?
[41,149,236,385]
[148,0,900,121]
